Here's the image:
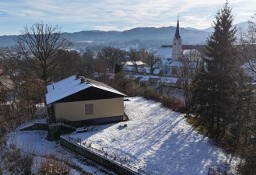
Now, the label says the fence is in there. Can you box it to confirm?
[60,136,141,175]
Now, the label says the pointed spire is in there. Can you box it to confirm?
[175,17,180,39]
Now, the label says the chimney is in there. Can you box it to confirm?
[75,75,80,79]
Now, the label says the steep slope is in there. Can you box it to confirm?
[68,97,240,175]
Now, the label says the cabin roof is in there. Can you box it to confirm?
[46,75,125,105]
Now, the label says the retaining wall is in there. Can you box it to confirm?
[20,123,49,131]
[60,136,137,175]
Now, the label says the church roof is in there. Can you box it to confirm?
[175,19,181,39]
[154,45,173,59]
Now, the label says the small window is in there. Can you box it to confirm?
[85,104,94,115]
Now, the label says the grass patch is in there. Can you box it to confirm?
[186,116,209,135]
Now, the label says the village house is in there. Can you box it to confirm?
[122,60,150,75]
[45,75,126,127]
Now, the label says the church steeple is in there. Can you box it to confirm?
[172,17,182,61]
[175,18,180,39]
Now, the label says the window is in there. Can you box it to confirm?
[85,104,94,115]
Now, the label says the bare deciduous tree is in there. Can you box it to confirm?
[239,14,256,81]
[52,49,83,81]
[174,49,203,107]
[129,49,142,73]
[97,46,125,73]
[81,49,96,78]
[16,23,71,94]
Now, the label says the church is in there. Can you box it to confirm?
[154,19,203,77]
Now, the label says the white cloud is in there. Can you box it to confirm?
[0,0,255,35]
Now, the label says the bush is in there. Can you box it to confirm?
[161,96,184,110]
[143,88,160,101]
[39,156,70,175]
[142,88,184,110]
[1,144,33,175]
[239,144,256,175]
[108,76,185,110]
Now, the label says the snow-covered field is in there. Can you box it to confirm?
[6,128,114,175]
[68,97,240,175]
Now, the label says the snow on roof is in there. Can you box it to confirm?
[139,76,150,82]
[169,60,200,69]
[153,68,160,75]
[46,75,125,105]
[158,77,178,84]
[138,67,150,74]
[86,78,125,96]
[170,61,183,67]
[182,49,200,56]
[123,61,145,66]
[123,66,134,71]
[154,46,173,59]
[145,67,151,74]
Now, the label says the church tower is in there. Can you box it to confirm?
[172,18,182,60]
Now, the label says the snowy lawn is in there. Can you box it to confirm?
[6,126,114,175]
[68,97,240,175]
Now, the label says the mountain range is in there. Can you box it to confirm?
[0,21,250,51]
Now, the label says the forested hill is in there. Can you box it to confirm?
[62,26,209,44]
[0,21,249,50]
[0,26,209,50]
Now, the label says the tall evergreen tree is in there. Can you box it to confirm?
[189,2,243,135]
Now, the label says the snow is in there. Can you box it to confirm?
[46,75,125,104]
[7,131,56,155]
[153,68,160,75]
[91,80,126,97]
[154,46,173,67]
[169,60,183,67]
[155,46,173,59]
[182,49,201,59]
[123,64,150,74]
[123,61,145,66]
[46,75,90,104]
[15,118,47,131]
[6,122,114,175]
[139,76,150,82]
[158,77,178,84]
[67,97,240,175]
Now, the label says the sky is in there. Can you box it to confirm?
[0,0,255,36]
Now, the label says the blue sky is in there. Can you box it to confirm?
[0,0,255,36]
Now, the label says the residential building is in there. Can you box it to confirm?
[45,75,126,127]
